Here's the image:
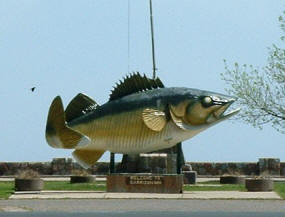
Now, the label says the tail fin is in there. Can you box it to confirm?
[45,96,90,149]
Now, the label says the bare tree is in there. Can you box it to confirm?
[221,12,285,133]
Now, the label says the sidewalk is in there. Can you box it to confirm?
[9,190,281,200]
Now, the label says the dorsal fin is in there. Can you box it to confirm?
[65,93,99,122]
[109,72,165,101]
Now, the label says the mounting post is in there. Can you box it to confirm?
[110,152,115,174]
[176,143,182,174]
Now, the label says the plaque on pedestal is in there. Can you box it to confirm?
[107,173,183,193]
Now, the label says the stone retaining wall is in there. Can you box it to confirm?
[189,162,259,176]
[0,158,283,176]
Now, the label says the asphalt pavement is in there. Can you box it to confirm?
[1,211,285,217]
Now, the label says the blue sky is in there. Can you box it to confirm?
[0,0,284,163]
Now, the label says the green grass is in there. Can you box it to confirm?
[183,183,246,192]
[0,182,14,199]
[0,181,106,199]
[274,182,285,199]
[44,181,106,191]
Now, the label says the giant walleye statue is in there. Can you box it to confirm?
[46,73,240,169]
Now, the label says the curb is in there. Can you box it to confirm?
[9,190,282,200]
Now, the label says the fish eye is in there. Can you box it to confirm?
[201,96,213,107]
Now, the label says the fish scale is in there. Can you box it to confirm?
[75,110,147,153]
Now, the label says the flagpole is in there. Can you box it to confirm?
[149,0,157,79]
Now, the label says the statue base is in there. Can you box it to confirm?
[106,173,183,193]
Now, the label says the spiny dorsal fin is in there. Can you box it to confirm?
[65,93,99,122]
[109,72,165,101]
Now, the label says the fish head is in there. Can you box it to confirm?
[169,89,240,130]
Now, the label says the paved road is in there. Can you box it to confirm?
[1,211,285,217]
[1,199,285,212]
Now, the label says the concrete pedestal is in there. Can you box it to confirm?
[118,143,185,174]
[107,173,183,193]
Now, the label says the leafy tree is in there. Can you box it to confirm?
[221,12,285,133]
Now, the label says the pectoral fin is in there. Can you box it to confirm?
[72,149,105,169]
[142,108,166,132]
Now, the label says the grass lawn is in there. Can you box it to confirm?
[274,182,285,199]
[0,181,106,200]
[44,181,105,191]
[1,180,285,200]
[0,182,14,199]
[184,183,246,192]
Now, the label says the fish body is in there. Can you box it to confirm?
[46,73,239,168]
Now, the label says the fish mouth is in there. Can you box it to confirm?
[207,100,240,123]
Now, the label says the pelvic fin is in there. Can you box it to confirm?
[72,149,105,169]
